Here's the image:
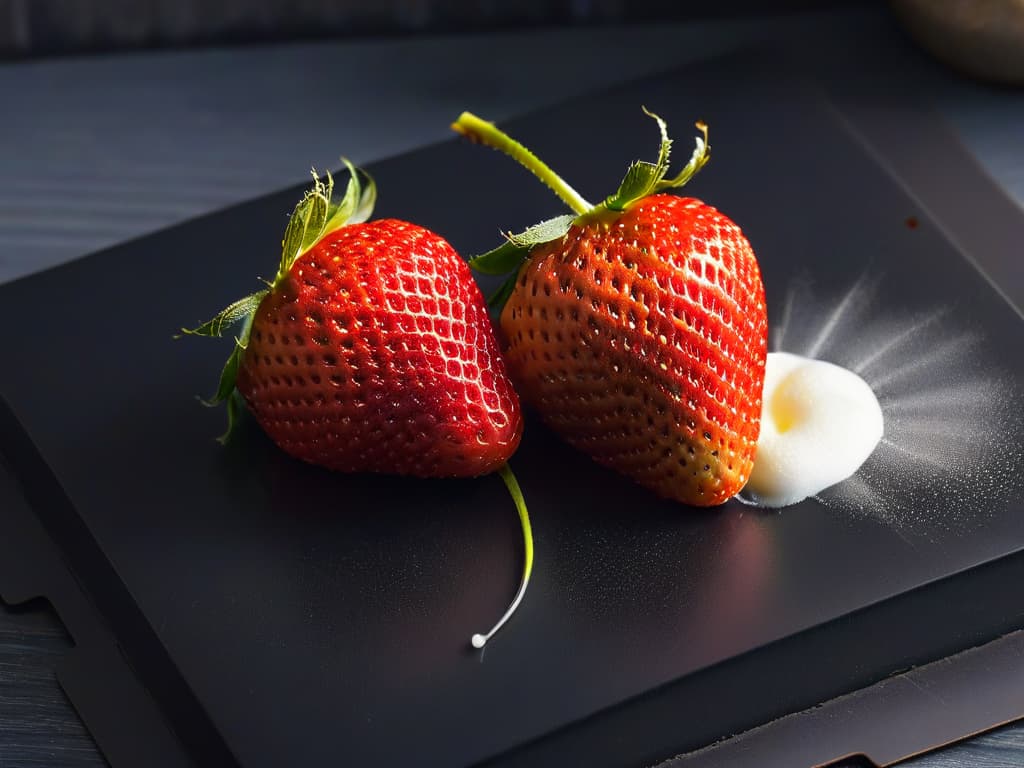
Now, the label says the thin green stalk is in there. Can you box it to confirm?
[471,463,534,649]
[452,112,592,216]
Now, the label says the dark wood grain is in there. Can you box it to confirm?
[0,600,106,767]
[906,727,1024,767]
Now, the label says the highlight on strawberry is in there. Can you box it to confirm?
[181,162,532,648]
[453,109,768,507]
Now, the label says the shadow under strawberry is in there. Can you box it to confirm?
[216,406,524,660]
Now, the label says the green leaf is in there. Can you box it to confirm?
[182,296,260,443]
[324,161,360,231]
[301,174,331,253]
[179,290,268,339]
[656,120,710,191]
[202,338,245,406]
[646,106,673,168]
[604,107,674,211]
[469,214,574,275]
[487,272,520,309]
[348,161,377,225]
[199,308,258,407]
[324,159,377,230]
[280,173,332,279]
[216,389,244,445]
[470,214,574,310]
[507,214,575,247]
[470,239,532,276]
[595,108,709,215]
[605,160,661,211]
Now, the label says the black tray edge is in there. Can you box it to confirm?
[0,398,225,768]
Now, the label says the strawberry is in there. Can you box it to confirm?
[182,163,531,648]
[453,110,768,506]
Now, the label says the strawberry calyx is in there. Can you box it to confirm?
[178,161,377,442]
[275,159,377,285]
[598,108,709,214]
[452,109,709,306]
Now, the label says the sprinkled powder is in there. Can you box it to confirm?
[770,275,1024,537]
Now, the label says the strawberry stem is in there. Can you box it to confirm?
[452,112,592,216]
[456,110,711,310]
[472,463,534,650]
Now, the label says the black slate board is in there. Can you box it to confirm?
[2,51,1023,768]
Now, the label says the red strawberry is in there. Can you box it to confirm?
[182,163,531,647]
[237,218,527,477]
[184,164,521,476]
[453,110,767,506]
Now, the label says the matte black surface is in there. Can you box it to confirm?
[1,53,1023,767]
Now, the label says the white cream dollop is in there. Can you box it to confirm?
[744,352,883,508]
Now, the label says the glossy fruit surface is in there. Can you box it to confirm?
[454,110,767,505]
[183,165,522,478]
[237,218,522,477]
[501,195,765,503]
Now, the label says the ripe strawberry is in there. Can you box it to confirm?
[183,163,522,477]
[453,110,767,506]
[182,163,531,647]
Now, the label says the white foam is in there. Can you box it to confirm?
[762,275,1022,534]
[744,352,884,508]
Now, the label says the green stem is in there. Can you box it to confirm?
[471,463,534,649]
[452,112,592,216]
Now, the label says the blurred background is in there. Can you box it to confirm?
[1,0,1022,283]
[4,1,1023,84]
[1,1,872,57]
